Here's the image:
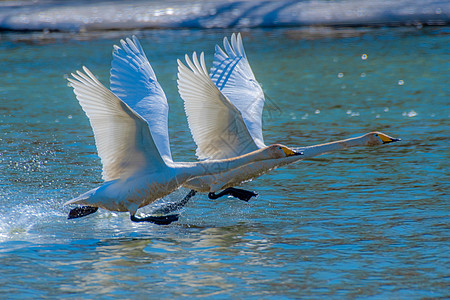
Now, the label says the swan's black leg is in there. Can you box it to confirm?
[150,190,197,215]
[68,206,98,219]
[130,213,179,225]
[208,190,226,199]
[208,187,258,202]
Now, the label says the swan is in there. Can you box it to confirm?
[65,36,301,224]
[174,33,400,207]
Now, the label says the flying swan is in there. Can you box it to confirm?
[65,36,301,224]
[173,32,400,210]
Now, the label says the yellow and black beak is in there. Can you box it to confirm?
[282,147,303,157]
[379,133,401,144]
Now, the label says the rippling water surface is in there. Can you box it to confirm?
[0,27,449,298]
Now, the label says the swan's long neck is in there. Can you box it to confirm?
[176,148,270,181]
[301,135,365,158]
[183,135,370,192]
[255,135,367,168]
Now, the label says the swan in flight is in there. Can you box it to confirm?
[65,36,301,224]
[175,33,400,206]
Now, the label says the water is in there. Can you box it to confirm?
[0,27,449,298]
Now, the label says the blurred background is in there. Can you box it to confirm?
[0,0,449,299]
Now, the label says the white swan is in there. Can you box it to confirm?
[65,36,301,224]
[176,33,400,202]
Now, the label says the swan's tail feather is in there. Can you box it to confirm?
[64,188,98,206]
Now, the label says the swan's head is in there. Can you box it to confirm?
[365,132,401,146]
[265,144,303,159]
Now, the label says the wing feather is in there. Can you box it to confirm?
[110,36,172,163]
[68,66,166,181]
[210,33,266,149]
[177,52,258,160]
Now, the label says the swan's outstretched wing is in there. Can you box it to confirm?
[110,36,172,163]
[210,33,265,149]
[68,67,166,181]
[177,52,259,160]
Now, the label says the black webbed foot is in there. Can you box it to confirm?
[68,206,99,219]
[130,213,179,225]
[208,187,258,202]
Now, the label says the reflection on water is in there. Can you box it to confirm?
[0,27,448,298]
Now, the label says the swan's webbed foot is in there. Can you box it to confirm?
[208,187,258,202]
[68,206,98,219]
[130,213,179,225]
[151,190,197,215]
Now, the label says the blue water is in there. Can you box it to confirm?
[0,27,449,298]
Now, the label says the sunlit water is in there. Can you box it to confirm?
[0,27,449,298]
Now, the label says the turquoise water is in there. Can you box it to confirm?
[0,27,449,298]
